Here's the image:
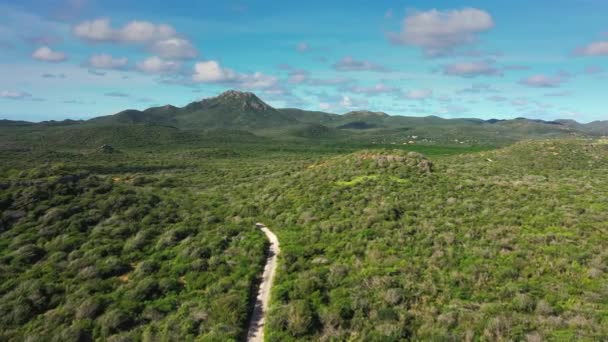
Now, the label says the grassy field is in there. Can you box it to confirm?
[1,138,607,340]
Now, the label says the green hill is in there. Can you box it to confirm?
[92,90,297,130]
[1,90,606,151]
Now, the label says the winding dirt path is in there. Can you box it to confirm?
[246,224,280,342]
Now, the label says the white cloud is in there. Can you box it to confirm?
[584,65,604,74]
[333,56,389,72]
[72,18,114,41]
[457,83,499,94]
[487,95,507,102]
[86,54,128,69]
[150,38,197,59]
[239,72,278,88]
[350,83,398,95]
[120,20,176,42]
[519,74,564,88]
[576,41,608,56]
[403,89,433,100]
[288,69,309,84]
[136,56,180,74]
[41,73,66,79]
[511,98,529,106]
[104,91,129,97]
[296,42,310,52]
[389,8,494,56]
[0,90,32,99]
[192,60,277,89]
[192,60,237,82]
[544,91,570,97]
[88,69,106,76]
[309,77,355,86]
[443,61,501,77]
[340,95,368,109]
[73,18,177,43]
[32,46,67,62]
[341,96,354,107]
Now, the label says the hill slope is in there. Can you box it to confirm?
[91,90,298,130]
[2,90,607,149]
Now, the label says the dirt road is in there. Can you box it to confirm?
[246,224,280,342]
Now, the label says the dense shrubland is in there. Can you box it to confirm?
[1,139,607,340]
[257,140,608,341]
[0,158,267,340]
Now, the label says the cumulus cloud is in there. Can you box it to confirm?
[457,83,499,94]
[88,69,106,76]
[313,93,368,112]
[32,46,67,62]
[340,95,368,109]
[519,74,565,88]
[150,38,197,59]
[73,18,176,43]
[319,102,332,111]
[576,41,608,56]
[309,77,355,86]
[86,54,128,69]
[136,56,180,74]
[544,91,571,97]
[435,104,470,116]
[403,89,433,100]
[296,42,310,52]
[42,73,66,79]
[192,60,237,83]
[333,56,389,72]
[288,69,309,84]
[239,72,279,89]
[443,61,502,77]
[73,18,198,60]
[389,8,494,56]
[192,60,277,89]
[350,83,398,95]
[503,64,529,71]
[25,35,63,46]
[584,65,604,74]
[72,18,116,41]
[261,86,308,108]
[511,98,529,106]
[0,90,32,99]
[104,91,129,97]
[487,95,507,102]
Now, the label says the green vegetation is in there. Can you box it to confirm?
[0,151,271,340]
[1,91,607,340]
[3,90,607,151]
[1,138,606,340]
[259,140,608,341]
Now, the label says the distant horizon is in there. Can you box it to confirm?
[1,1,607,123]
[0,89,608,124]
[0,88,603,125]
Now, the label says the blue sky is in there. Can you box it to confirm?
[1,0,607,122]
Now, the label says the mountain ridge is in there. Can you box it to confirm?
[1,90,607,149]
[3,90,605,131]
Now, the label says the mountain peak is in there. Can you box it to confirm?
[217,89,256,99]
[207,90,273,111]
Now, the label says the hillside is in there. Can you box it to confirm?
[91,90,298,130]
[2,90,607,150]
[2,139,606,340]
[256,140,608,340]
